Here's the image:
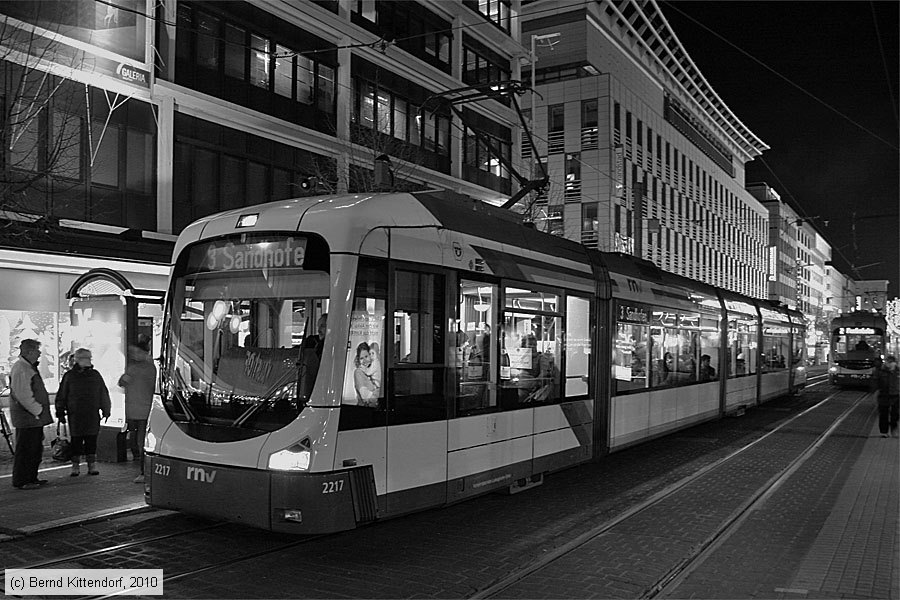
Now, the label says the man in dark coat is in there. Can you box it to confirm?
[56,348,111,476]
[9,339,53,489]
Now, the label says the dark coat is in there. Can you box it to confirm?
[119,353,157,420]
[876,365,900,405]
[9,357,53,429]
[56,365,111,436]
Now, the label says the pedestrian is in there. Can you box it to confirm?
[9,339,53,490]
[118,335,156,483]
[875,355,900,438]
[55,348,111,476]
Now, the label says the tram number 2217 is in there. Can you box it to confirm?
[155,463,171,476]
[322,480,344,494]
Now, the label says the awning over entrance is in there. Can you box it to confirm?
[67,268,167,303]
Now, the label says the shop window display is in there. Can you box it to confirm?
[0,310,66,394]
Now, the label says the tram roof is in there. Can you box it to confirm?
[173,192,793,320]
[174,191,598,267]
[830,311,887,327]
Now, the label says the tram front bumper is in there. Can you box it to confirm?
[145,454,374,534]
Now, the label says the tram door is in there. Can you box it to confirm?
[384,266,449,515]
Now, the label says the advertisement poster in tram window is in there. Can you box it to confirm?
[342,303,385,406]
[614,301,650,381]
[69,296,127,430]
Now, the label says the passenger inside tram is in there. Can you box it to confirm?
[698,354,717,382]
[298,313,327,401]
[654,352,673,386]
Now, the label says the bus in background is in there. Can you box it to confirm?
[829,311,887,387]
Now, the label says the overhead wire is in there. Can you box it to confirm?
[868,0,899,130]
[755,155,876,280]
[660,1,899,151]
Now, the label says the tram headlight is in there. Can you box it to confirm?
[828,366,838,373]
[144,430,158,453]
[268,443,311,471]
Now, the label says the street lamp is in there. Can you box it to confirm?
[529,33,560,176]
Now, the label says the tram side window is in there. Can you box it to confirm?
[342,258,387,413]
[501,286,561,409]
[648,312,693,388]
[565,296,591,397]
[390,270,446,425]
[648,310,719,389]
[726,317,758,377]
[457,280,497,415]
[613,322,649,393]
[673,311,700,383]
[792,326,805,366]
[762,329,789,371]
[698,312,720,382]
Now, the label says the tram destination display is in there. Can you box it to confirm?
[186,236,309,273]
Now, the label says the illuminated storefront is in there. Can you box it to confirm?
[0,249,169,398]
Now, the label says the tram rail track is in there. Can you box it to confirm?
[1,512,329,600]
[471,387,870,599]
[1,373,841,600]
[0,504,153,543]
[82,533,331,599]
[0,518,326,599]
[3,523,227,574]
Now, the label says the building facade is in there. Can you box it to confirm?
[0,0,527,393]
[748,183,799,307]
[851,280,890,312]
[520,0,770,298]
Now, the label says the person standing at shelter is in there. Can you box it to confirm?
[118,335,156,483]
[56,348,111,476]
[9,339,53,489]
[875,355,900,438]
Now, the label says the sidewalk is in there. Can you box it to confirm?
[665,406,899,599]
[780,419,899,598]
[0,419,147,539]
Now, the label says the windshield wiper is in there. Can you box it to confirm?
[230,367,299,428]
[170,369,200,423]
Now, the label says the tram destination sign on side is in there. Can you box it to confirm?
[188,237,307,272]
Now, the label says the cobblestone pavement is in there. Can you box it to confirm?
[489,389,876,599]
[3,382,895,600]
[667,406,899,600]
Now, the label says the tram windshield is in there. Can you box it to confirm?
[832,326,883,360]
[162,234,330,439]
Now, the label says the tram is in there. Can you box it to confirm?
[144,191,806,533]
[828,311,887,387]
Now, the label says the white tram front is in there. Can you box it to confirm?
[144,191,806,533]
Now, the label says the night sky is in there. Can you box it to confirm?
[659,1,899,298]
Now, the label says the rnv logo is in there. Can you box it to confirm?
[186,466,217,483]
